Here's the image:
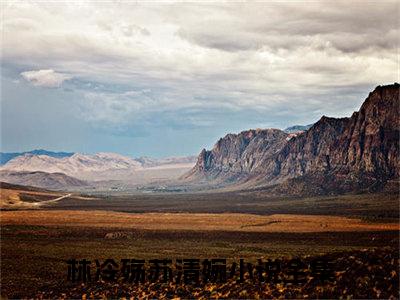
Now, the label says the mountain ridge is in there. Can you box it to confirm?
[183,83,399,195]
[0,149,74,165]
[1,152,197,182]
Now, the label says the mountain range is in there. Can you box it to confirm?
[2,152,142,177]
[1,84,398,194]
[0,152,197,188]
[183,83,399,195]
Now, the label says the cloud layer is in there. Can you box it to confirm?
[21,69,72,88]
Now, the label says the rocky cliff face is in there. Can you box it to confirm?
[184,128,289,183]
[184,83,399,194]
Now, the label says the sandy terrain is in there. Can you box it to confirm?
[0,188,62,208]
[1,210,398,232]
[0,187,92,208]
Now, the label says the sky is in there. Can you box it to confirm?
[1,0,398,158]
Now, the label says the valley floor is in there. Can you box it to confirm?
[0,189,399,298]
[1,210,398,233]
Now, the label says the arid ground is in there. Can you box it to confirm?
[1,185,399,298]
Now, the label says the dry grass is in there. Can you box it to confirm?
[0,188,61,208]
[1,210,398,232]
[1,186,398,298]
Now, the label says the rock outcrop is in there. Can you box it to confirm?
[184,128,288,184]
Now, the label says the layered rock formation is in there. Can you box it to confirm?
[184,83,399,194]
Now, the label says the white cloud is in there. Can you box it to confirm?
[20,69,72,88]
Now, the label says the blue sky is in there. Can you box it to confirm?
[1,1,398,157]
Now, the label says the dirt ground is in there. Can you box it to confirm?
[1,188,399,298]
[1,210,399,233]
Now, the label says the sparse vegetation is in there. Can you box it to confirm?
[0,186,399,298]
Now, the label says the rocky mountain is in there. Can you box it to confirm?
[184,83,399,194]
[184,128,288,184]
[0,149,74,165]
[0,170,88,190]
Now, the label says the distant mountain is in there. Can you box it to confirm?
[1,152,142,180]
[0,149,74,165]
[1,152,197,182]
[0,170,88,190]
[136,156,197,168]
[284,124,313,133]
[183,83,400,195]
